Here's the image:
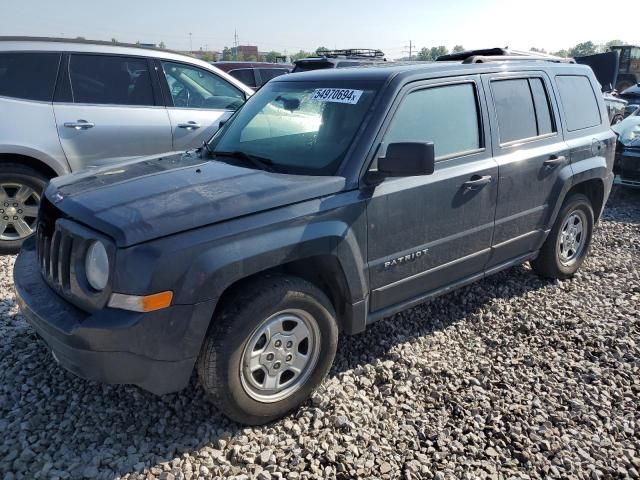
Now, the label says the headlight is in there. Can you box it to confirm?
[85,240,109,291]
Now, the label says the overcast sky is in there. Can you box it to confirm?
[1,0,635,58]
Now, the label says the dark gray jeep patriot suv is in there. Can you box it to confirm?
[14,55,615,424]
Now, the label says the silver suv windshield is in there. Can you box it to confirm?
[210,81,379,175]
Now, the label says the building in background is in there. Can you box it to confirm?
[231,45,259,60]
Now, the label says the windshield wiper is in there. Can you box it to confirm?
[213,151,276,173]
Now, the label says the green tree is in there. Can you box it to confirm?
[316,46,329,55]
[111,38,118,44]
[222,47,232,61]
[159,41,166,49]
[290,50,313,62]
[552,49,569,58]
[245,54,257,62]
[452,45,465,53]
[265,51,283,63]
[568,41,597,57]
[425,46,448,60]
[201,52,214,62]
[530,47,547,54]
[416,47,430,61]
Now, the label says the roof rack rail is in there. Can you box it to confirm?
[315,48,385,59]
[436,48,575,64]
[461,55,576,64]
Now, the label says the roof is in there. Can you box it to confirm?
[276,59,591,84]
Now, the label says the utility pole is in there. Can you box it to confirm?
[404,40,414,60]
[189,32,193,55]
[233,30,239,60]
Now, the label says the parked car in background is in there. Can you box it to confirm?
[625,103,640,118]
[613,107,640,187]
[603,92,627,125]
[292,49,387,72]
[214,61,292,91]
[0,37,253,253]
[619,83,640,104]
[14,52,614,424]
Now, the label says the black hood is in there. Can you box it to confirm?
[46,152,346,247]
[575,51,620,91]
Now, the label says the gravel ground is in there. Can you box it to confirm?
[1,188,639,480]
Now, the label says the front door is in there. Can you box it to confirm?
[481,73,569,268]
[366,77,498,312]
[158,61,246,151]
[53,54,172,171]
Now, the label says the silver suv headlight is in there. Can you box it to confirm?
[85,240,110,291]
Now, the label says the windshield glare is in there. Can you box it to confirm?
[211,81,378,175]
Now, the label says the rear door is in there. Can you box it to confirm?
[366,76,498,312]
[228,68,258,90]
[53,53,172,171]
[481,72,569,269]
[158,60,246,151]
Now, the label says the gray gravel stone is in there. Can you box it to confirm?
[0,188,639,479]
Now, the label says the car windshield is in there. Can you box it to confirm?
[210,81,378,175]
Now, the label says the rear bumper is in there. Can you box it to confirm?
[13,239,216,394]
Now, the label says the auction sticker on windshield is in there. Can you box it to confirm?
[311,88,363,105]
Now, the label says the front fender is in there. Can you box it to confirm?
[177,218,368,305]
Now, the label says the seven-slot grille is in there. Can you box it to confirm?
[36,222,73,292]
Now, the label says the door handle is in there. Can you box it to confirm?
[544,155,566,168]
[462,175,492,190]
[63,120,95,130]
[177,122,201,130]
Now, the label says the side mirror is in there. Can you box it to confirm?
[378,142,435,177]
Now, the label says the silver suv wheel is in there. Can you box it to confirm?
[240,309,321,403]
[557,209,587,266]
[0,183,40,241]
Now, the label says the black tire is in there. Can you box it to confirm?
[0,163,48,255]
[531,193,594,280]
[197,274,338,425]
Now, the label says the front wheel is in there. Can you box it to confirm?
[0,163,48,255]
[531,193,594,279]
[197,274,338,425]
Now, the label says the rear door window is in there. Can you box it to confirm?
[385,82,482,159]
[229,69,257,88]
[68,54,155,106]
[491,77,557,144]
[556,75,601,131]
[0,52,61,101]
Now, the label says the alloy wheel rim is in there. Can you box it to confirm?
[0,183,40,241]
[557,210,587,266]
[240,309,321,403]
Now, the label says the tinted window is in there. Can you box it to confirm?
[259,68,289,82]
[229,69,256,88]
[556,75,601,131]
[0,52,60,101]
[162,61,245,110]
[69,54,154,106]
[492,79,538,143]
[385,83,481,158]
[529,78,554,135]
[336,61,362,68]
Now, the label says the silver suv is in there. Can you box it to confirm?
[0,37,253,253]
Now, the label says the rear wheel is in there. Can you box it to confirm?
[531,193,594,279]
[197,274,338,425]
[0,163,48,255]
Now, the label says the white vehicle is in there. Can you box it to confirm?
[0,37,253,253]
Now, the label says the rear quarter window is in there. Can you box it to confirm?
[0,52,61,101]
[556,75,601,131]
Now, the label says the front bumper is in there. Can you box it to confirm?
[616,147,640,188]
[13,239,216,395]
